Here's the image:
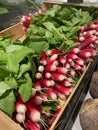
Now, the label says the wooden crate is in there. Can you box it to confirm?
[0,2,97,130]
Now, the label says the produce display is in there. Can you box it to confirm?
[0,4,98,130]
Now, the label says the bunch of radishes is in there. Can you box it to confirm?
[21,9,43,33]
[19,13,98,130]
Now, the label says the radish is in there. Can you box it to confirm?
[44,72,51,79]
[26,103,41,122]
[38,65,44,72]
[56,90,66,100]
[40,51,47,66]
[35,72,42,79]
[42,79,53,87]
[56,67,68,74]
[77,51,91,59]
[64,62,70,69]
[57,80,72,87]
[47,50,62,56]
[15,101,27,114]
[69,69,76,77]
[82,48,96,57]
[74,57,84,66]
[24,119,40,130]
[66,53,78,59]
[45,64,57,72]
[52,60,59,66]
[78,37,95,50]
[68,48,80,54]
[16,113,26,123]
[54,83,72,95]
[44,88,57,101]
[34,80,41,91]
[36,93,48,102]
[59,56,66,64]
[28,95,43,106]
[47,54,58,64]
[72,62,82,70]
[51,73,65,81]
[31,88,36,97]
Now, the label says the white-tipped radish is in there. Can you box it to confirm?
[15,101,27,114]
[67,53,78,59]
[54,83,72,95]
[28,95,43,106]
[42,79,52,87]
[16,113,26,123]
[44,88,57,101]
[35,72,42,79]
[56,67,68,74]
[47,49,62,56]
[45,64,57,72]
[44,72,51,79]
[26,103,41,122]
[51,73,65,81]
[40,51,47,66]
[34,80,41,91]
[68,48,80,54]
[38,65,44,72]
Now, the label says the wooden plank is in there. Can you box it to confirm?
[0,23,24,42]
[0,110,24,130]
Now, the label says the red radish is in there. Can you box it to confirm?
[21,16,31,27]
[47,50,62,56]
[64,63,70,69]
[78,37,95,50]
[44,88,57,101]
[42,79,53,87]
[47,54,58,64]
[24,119,40,130]
[38,65,44,72]
[68,48,80,54]
[74,57,84,66]
[66,57,73,63]
[44,72,51,79]
[57,80,72,87]
[77,51,91,59]
[16,113,26,123]
[52,60,59,66]
[28,95,43,106]
[15,101,27,114]
[50,80,55,86]
[45,64,57,72]
[37,93,48,102]
[66,53,78,59]
[56,90,66,100]
[26,103,41,122]
[40,51,47,66]
[78,36,85,42]
[69,69,76,77]
[93,39,98,44]
[54,83,72,95]
[31,88,36,97]
[35,72,42,79]
[72,62,82,70]
[59,56,66,64]
[51,73,65,81]
[34,80,41,91]
[56,67,68,74]
[82,48,96,57]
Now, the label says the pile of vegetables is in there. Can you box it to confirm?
[0,4,98,130]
